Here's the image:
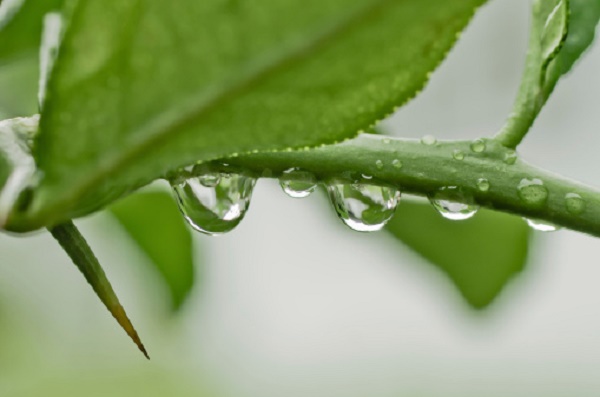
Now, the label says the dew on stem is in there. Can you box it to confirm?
[429,186,478,220]
[327,180,400,232]
[279,168,317,198]
[171,169,256,235]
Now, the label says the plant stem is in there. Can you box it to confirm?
[212,134,600,237]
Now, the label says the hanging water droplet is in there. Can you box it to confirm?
[327,181,400,232]
[565,192,586,215]
[172,172,256,235]
[477,178,490,192]
[375,160,384,169]
[524,218,560,232]
[199,173,221,187]
[470,139,486,153]
[279,168,317,198]
[392,159,402,169]
[421,135,437,146]
[452,149,465,161]
[504,150,517,165]
[517,178,548,208]
[429,186,479,220]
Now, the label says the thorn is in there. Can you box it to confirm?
[49,221,150,359]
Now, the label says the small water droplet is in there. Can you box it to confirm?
[327,181,400,232]
[421,135,437,146]
[392,159,402,169]
[279,168,317,198]
[524,218,559,232]
[565,192,586,215]
[518,178,548,208]
[375,160,384,169]
[429,186,479,220]
[470,139,486,153]
[452,149,465,161]
[172,172,256,235]
[504,150,517,165]
[361,174,373,180]
[477,178,490,192]
[383,138,391,145]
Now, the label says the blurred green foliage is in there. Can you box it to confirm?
[110,190,195,311]
[387,200,530,308]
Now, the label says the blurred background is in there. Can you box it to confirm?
[2,0,600,395]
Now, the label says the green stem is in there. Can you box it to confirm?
[205,134,600,237]
[49,221,149,359]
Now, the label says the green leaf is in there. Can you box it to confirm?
[386,200,531,309]
[109,190,195,311]
[26,0,488,230]
[496,0,600,148]
[48,220,149,358]
[543,0,600,95]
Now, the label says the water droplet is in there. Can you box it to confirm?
[421,135,437,146]
[517,178,548,208]
[565,192,586,215]
[361,174,373,180]
[477,178,490,192]
[429,186,479,220]
[504,150,517,165]
[383,138,391,145]
[172,172,256,235]
[524,218,559,232]
[279,168,317,198]
[452,149,465,161]
[327,181,400,232]
[470,139,486,153]
[199,173,221,187]
[392,159,402,169]
[375,160,384,169]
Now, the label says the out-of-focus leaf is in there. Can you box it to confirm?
[0,0,64,118]
[498,0,600,144]
[0,56,38,118]
[29,0,488,229]
[0,0,64,62]
[386,200,530,309]
[110,190,195,311]
[544,0,600,95]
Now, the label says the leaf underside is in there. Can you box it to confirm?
[22,0,488,230]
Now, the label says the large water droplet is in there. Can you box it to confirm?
[172,172,256,235]
[429,186,479,220]
[279,168,317,198]
[421,135,437,146]
[327,181,400,232]
[565,192,586,215]
[517,178,548,208]
[524,218,559,232]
